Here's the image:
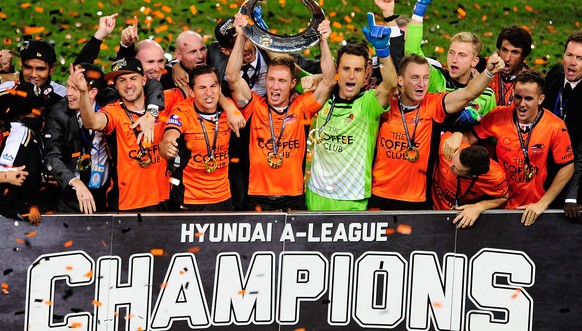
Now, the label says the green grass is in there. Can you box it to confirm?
[1,0,580,83]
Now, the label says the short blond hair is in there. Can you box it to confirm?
[450,32,482,56]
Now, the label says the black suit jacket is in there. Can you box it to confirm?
[43,98,89,190]
[543,64,582,201]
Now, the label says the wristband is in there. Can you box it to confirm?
[484,69,494,79]
[383,14,400,23]
[375,47,390,58]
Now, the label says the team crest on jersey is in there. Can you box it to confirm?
[167,114,182,127]
[322,104,331,115]
[345,113,354,124]
[501,136,512,151]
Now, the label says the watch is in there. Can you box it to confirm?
[146,105,159,118]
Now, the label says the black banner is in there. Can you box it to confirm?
[1,211,581,330]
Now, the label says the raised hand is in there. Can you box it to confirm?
[94,13,119,40]
[413,0,432,18]
[120,16,139,47]
[362,13,391,57]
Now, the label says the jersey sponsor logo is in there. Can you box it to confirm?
[531,144,544,153]
[256,138,301,152]
[1,153,14,162]
[566,145,573,153]
[503,161,538,183]
[167,114,182,127]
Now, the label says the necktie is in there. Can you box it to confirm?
[242,64,253,85]
[563,83,572,101]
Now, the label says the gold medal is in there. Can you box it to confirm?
[205,158,218,173]
[524,164,535,181]
[404,147,420,162]
[267,152,284,168]
[308,128,324,145]
[77,154,92,171]
[137,150,152,168]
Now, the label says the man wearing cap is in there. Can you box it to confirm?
[44,63,114,214]
[0,39,65,98]
[71,57,170,211]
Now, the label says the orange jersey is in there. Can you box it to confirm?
[165,98,232,204]
[489,74,516,106]
[101,101,169,210]
[472,106,574,209]
[432,132,508,210]
[244,92,322,196]
[372,93,447,202]
[163,88,187,114]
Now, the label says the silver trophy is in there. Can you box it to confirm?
[239,0,325,53]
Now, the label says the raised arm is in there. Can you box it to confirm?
[70,64,108,131]
[362,13,397,108]
[75,13,118,65]
[225,13,253,107]
[444,53,504,113]
[310,19,336,105]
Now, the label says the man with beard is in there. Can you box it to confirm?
[72,57,170,211]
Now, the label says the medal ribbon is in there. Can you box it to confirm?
[398,98,421,151]
[267,104,290,157]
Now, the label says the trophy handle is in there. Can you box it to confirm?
[239,0,325,54]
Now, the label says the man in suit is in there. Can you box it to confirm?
[542,32,582,217]
[44,63,114,214]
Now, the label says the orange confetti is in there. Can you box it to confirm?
[482,15,487,22]
[92,300,102,306]
[98,2,104,8]
[125,314,134,319]
[396,224,412,235]
[101,239,107,248]
[34,7,44,13]
[511,288,522,299]
[2,289,8,294]
[195,232,204,237]
[457,8,466,18]
[332,22,342,29]
[85,270,93,278]
[229,3,238,9]
[385,228,396,235]
[26,231,37,237]
[161,5,172,12]
[534,58,547,65]
[483,32,493,37]
[160,282,168,289]
[1,283,8,289]
[344,15,352,23]
[70,322,83,328]
[255,205,263,212]
[66,266,73,270]
[21,3,31,8]
[154,25,168,33]
[329,11,336,18]
[44,300,53,305]
[150,248,164,256]
[294,328,306,331]
[474,3,481,10]
[32,108,42,116]
[187,246,201,253]
[24,26,45,35]
[190,5,197,15]
[513,6,518,12]
[525,5,533,12]
[434,46,445,53]
[63,240,73,248]
[238,289,246,295]
[432,301,442,308]
[15,238,25,245]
